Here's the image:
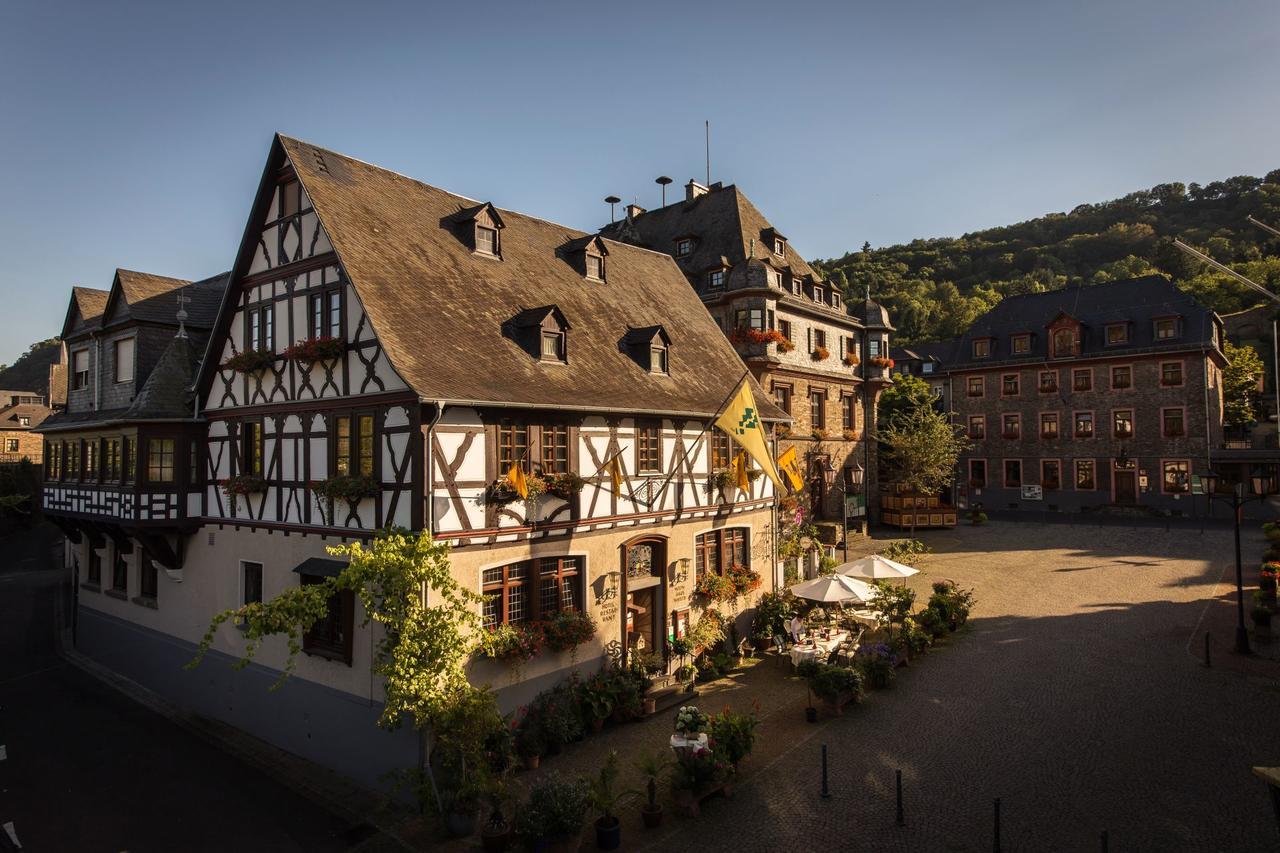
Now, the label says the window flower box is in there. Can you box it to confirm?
[694,572,737,603]
[869,356,894,369]
[1001,430,1020,439]
[223,348,276,374]
[310,474,378,503]
[480,623,543,662]
[812,428,829,440]
[843,354,860,366]
[221,474,267,497]
[541,610,596,653]
[842,429,859,441]
[545,472,585,500]
[811,345,830,361]
[728,563,761,597]
[485,474,547,506]
[283,336,346,363]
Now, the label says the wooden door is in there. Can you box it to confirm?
[1114,469,1137,504]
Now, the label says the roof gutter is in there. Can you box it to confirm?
[417,396,792,424]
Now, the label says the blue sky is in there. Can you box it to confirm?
[1,0,1277,365]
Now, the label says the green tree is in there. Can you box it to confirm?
[876,408,970,497]
[877,373,936,428]
[1223,340,1265,428]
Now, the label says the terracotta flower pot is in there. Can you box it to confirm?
[642,697,657,715]
[523,754,541,771]
[641,804,664,828]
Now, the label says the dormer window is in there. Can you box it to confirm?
[675,238,693,257]
[812,286,824,304]
[1105,323,1128,345]
[1154,317,1180,340]
[541,329,565,362]
[623,326,671,374]
[586,254,604,281]
[508,305,569,364]
[973,338,991,359]
[774,239,786,256]
[831,291,842,309]
[476,225,498,256]
[448,201,504,257]
[708,269,726,290]
[1011,334,1031,355]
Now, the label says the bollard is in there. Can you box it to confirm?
[895,769,905,826]
[993,798,1001,853]
[1204,631,1211,668]
[1100,830,1109,852]
[820,744,831,800]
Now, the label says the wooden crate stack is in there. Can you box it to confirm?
[880,488,957,529]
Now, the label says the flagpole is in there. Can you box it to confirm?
[653,366,758,505]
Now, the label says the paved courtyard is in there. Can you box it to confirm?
[506,519,1278,852]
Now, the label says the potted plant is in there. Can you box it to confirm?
[674,705,709,737]
[282,335,346,363]
[635,751,671,829]
[707,706,759,767]
[1261,563,1278,603]
[480,778,514,853]
[1253,606,1272,640]
[444,776,485,838]
[795,659,820,722]
[580,675,614,732]
[855,643,897,689]
[810,665,865,714]
[515,715,545,770]
[588,752,638,851]
[514,772,590,853]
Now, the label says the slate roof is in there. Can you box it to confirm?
[0,403,51,431]
[126,335,201,419]
[64,287,110,338]
[948,276,1222,369]
[262,136,785,420]
[110,269,228,328]
[892,340,958,365]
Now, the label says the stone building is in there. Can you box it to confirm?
[41,135,788,788]
[948,276,1227,514]
[0,390,52,463]
[603,180,891,537]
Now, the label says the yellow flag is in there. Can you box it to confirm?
[733,451,750,493]
[777,445,804,491]
[606,452,625,492]
[714,379,783,489]
[506,459,528,499]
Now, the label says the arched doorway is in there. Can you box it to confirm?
[620,535,667,667]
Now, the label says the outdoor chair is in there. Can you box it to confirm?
[772,633,787,654]
[825,648,841,666]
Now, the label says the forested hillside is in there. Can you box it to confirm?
[0,339,61,397]
[815,170,1280,344]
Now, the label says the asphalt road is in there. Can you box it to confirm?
[0,523,357,852]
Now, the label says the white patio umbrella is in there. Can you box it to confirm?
[789,574,877,604]
[836,554,920,581]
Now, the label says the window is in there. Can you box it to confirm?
[1162,408,1185,437]
[813,329,827,350]
[708,269,725,289]
[538,557,581,615]
[1042,460,1061,490]
[249,305,273,352]
[301,574,354,663]
[114,338,135,383]
[308,290,342,339]
[124,437,135,483]
[809,389,827,430]
[842,394,857,432]
[1112,410,1134,439]
[1038,370,1058,393]
[189,438,201,485]
[968,415,985,439]
[969,459,987,488]
[972,339,991,358]
[675,238,692,257]
[967,377,984,398]
[1161,361,1183,386]
[778,319,792,342]
[2,439,16,453]
[831,291,842,309]
[1110,366,1132,390]
[1040,412,1059,439]
[922,362,934,374]
[73,349,89,390]
[112,548,128,592]
[1072,368,1092,392]
[476,225,498,256]
[1074,412,1094,438]
[1162,460,1190,493]
[279,179,302,218]
[695,528,750,580]
[87,548,101,585]
[541,424,569,474]
[540,325,566,362]
[868,339,881,357]
[585,254,604,281]
[636,422,661,473]
[1001,414,1020,439]
[1011,334,1031,355]
[497,422,529,474]
[774,238,786,256]
[812,286,824,304]
[1052,328,1075,358]
[47,442,60,479]
[483,558,583,627]
[711,431,732,469]
[1004,459,1022,488]
[139,553,157,600]
[147,438,175,483]
[18,416,29,427]
[1105,323,1128,345]
[85,440,98,480]
[242,561,263,605]
[1154,318,1179,340]
[242,422,263,476]
[1075,459,1096,490]
[650,343,669,375]
[69,441,81,480]
[774,383,792,414]
[1001,373,1020,396]
[105,439,121,481]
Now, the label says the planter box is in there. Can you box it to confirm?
[819,689,858,716]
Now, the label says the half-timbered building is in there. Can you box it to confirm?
[52,136,788,786]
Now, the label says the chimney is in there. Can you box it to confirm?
[625,203,646,220]
[685,179,709,202]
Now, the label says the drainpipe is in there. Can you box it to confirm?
[92,333,101,412]
[423,402,444,535]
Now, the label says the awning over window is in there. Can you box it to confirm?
[292,557,347,578]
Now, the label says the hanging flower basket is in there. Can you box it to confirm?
[223,348,277,374]
[283,336,346,363]
[695,572,738,603]
[310,474,378,503]
[728,563,762,597]
[486,474,547,506]
[221,475,267,497]
[541,610,596,652]
[811,346,830,361]
[545,472,585,500]
[481,623,543,662]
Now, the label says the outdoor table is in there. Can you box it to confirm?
[670,732,709,758]
[789,630,848,667]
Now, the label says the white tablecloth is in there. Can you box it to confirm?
[789,631,849,666]
[670,732,709,756]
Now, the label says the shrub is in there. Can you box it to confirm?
[515,773,590,842]
[537,683,586,749]
[855,643,897,689]
[970,509,988,525]
[670,746,732,793]
[899,617,934,655]
[752,591,795,644]
[688,608,726,652]
[881,538,931,564]
[807,663,865,703]
[707,706,759,765]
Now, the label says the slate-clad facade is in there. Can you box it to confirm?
[945,276,1227,514]
[42,135,791,788]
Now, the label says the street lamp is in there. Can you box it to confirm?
[1202,471,1268,655]
[841,462,866,561]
